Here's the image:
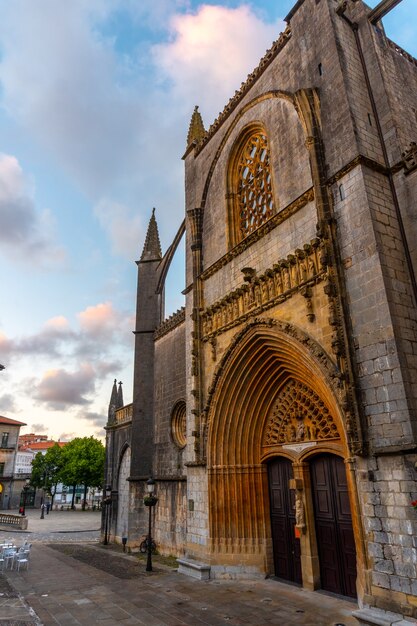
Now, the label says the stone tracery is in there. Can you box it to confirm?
[236,131,275,239]
[263,378,340,447]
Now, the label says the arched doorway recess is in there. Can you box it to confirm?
[206,320,362,591]
[116,446,131,540]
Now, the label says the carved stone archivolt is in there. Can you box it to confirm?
[262,379,340,447]
[202,318,350,464]
[202,238,324,340]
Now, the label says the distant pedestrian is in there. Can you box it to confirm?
[46,502,50,514]
[40,503,45,519]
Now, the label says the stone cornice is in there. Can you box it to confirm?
[154,307,185,340]
[386,37,417,69]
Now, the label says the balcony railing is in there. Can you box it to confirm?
[115,403,133,425]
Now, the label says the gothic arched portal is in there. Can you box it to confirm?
[205,320,363,594]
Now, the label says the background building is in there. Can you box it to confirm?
[105,0,417,623]
[0,415,27,509]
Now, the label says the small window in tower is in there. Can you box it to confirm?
[318,63,323,76]
[368,113,373,126]
[339,184,345,201]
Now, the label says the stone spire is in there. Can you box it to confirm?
[140,208,162,262]
[187,106,206,147]
[108,379,118,423]
[117,381,124,409]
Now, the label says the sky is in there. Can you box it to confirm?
[0,0,415,442]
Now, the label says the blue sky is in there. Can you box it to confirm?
[0,0,415,441]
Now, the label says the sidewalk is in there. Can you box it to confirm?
[0,510,359,625]
[0,508,101,542]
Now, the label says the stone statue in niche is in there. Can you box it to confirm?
[295,492,306,529]
[274,271,283,295]
[299,259,308,283]
[308,255,316,278]
[283,266,290,291]
[261,279,268,303]
[290,262,298,286]
[289,424,297,441]
[296,415,306,441]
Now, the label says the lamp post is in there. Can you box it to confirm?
[144,477,158,572]
[103,485,112,545]
[20,479,30,516]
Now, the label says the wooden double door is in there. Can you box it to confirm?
[268,454,357,598]
[268,458,302,584]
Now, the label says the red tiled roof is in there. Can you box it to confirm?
[21,440,66,451]
[0,415,27,426]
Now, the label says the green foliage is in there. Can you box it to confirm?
[30,444,64,494]
[59,437,105,493]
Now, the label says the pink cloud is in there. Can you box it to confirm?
[35,364,96,408]
[77,301,120,337]
[153,5,285,120]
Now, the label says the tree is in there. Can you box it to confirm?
[30,444,64,506]
[60,437,105,509]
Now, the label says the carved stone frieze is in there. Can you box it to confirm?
[262,379,340,447]
[202,238,323,340]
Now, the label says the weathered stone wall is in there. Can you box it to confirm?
[154,320,186,477]
[357,453,417,618]
[152,319,187,554]
[153,479,187,557]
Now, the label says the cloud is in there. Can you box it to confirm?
[34,364,96,409]
[152,5,285,120]
[78,302,119,336]
[30,423,49,433]
[0,393,18,412]
[0,316,76,361]
[94,198,143,260]
[1,303,131,366]
[0,153,66,265]
[0,1,150,198]
[76,409,106,428]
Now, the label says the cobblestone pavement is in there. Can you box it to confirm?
[0,510,359,625]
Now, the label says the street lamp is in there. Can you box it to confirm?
[20,479,30,516]
[144,477,158,572]
[103,485,112,545]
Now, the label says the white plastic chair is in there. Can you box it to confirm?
[3,547,17,569]
[15,552,29,571]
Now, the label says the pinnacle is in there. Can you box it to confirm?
[187,106,206,147]
[140,208,162,261]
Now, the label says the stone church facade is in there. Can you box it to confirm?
[104,0,417,622]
